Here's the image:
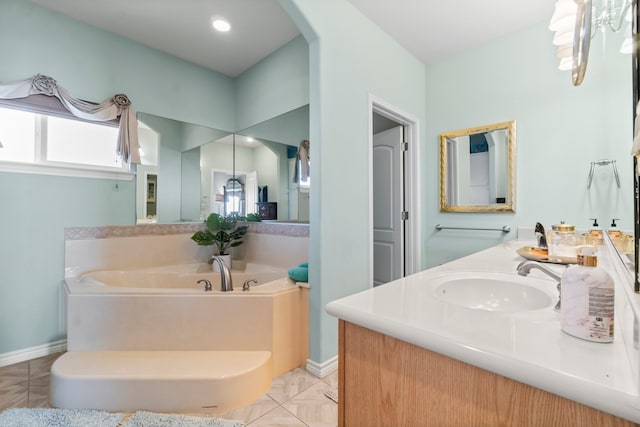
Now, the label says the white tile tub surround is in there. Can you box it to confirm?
[65,222,309,274]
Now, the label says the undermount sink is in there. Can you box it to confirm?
[431,272,555,313]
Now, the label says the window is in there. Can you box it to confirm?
[0,104,126,175]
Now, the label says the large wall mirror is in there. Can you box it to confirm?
[136,105,309,224]
[439,120,516,213]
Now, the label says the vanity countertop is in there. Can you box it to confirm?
[326,239,640,423]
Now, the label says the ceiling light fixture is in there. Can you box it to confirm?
[212,17,231,33]
[550,0,631,86]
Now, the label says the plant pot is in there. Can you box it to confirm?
[212,254,231,272]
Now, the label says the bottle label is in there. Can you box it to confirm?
[587,287,614,340]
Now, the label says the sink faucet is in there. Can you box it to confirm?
[516,260,562,311]
[210,255,233,292]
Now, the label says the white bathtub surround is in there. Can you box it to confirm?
[55,223,310,412]
[326,236,640,423]
[50,351,272,413]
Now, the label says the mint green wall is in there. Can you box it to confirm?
[0,0,236,355]
[284,0,632,365]
[137,114,183,223]
[240,105,309,146]
[0,172,134,353]
[181,148,202,222]
[235,36,310,130]
[424,22,632,267]
[284,0,427,363]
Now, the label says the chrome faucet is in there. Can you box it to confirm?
[516,260,563,311]
[210,255,233,292]
[197,279,212,291]
[243,279,257,291]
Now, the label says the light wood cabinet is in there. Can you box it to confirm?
[338,320,638,427]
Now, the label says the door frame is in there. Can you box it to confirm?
[368,94,421,287]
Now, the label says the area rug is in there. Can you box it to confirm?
[121,411,244,427]
[0,408,244,427]
[0,407,124,427]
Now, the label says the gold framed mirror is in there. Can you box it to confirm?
[439,120,516,213]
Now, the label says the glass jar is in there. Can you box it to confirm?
[547,222,579,261]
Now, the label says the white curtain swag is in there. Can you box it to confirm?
[0,74,140,164]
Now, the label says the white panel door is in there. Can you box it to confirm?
[245,171,258,214]
[373,126,404,286]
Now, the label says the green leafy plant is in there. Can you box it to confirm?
[191,213,248,255]
[244,213,262,222]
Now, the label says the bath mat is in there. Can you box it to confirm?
[324,386,338,403]
[122,411,244,427]
[0,407,124,426]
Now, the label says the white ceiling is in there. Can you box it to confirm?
[30,0,556,76]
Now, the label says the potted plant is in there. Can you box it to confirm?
[191,213,248,270]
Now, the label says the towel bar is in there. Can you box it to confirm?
[435,224,511,233]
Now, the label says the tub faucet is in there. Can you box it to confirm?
[198,279,212,291]
[516,260,562,311]
[243,279,257,291]
[210,255,233,292]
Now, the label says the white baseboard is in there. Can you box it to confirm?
[306,355,338,378]
[0,340,67,368]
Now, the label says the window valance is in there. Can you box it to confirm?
[0,74,140,164]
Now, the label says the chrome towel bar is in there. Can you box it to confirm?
[435,224,511,233]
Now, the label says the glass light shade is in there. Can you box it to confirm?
[550,0,577,29]
[620,37,632,54]
[550,14,576,31]
[559,56,573,70]
[553,28,575,45]
[557,44,573,58]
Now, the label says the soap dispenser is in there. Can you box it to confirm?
[560,246,614,343]
[608,219,622,238]
[585,218,603,247]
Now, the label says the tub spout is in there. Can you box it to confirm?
[210,256,233,291]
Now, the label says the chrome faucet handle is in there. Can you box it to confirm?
[197,279,212,291]
[243,279,257,291]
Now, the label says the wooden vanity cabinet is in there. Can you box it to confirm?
[338,320,638,427]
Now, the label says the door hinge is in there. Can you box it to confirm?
[401,142,408,152]
[401,211,409,220]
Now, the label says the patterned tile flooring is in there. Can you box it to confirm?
[0,353,338,426]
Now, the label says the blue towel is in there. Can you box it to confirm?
[288,265,308,282]
[298,262,308,268]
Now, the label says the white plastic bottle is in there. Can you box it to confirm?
[560,246,614,343]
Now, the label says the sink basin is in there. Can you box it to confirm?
[432,272,555,313]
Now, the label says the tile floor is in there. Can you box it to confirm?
[0,352,338,426]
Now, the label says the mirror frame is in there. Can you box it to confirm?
[439,120,516,213]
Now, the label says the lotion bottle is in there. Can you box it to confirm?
[560,246,614,343]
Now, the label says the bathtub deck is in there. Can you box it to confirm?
[50,350,273,412]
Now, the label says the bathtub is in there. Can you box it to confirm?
[75,262,290,293]
[58,262,309,412]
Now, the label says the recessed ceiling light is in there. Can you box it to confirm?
[212,17,231,32]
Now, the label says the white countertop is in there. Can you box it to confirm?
[326,239,640,423]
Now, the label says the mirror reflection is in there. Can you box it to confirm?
[136,105,309,224]
[440,120,516,213]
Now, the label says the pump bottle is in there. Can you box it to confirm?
[560,246,614,343]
